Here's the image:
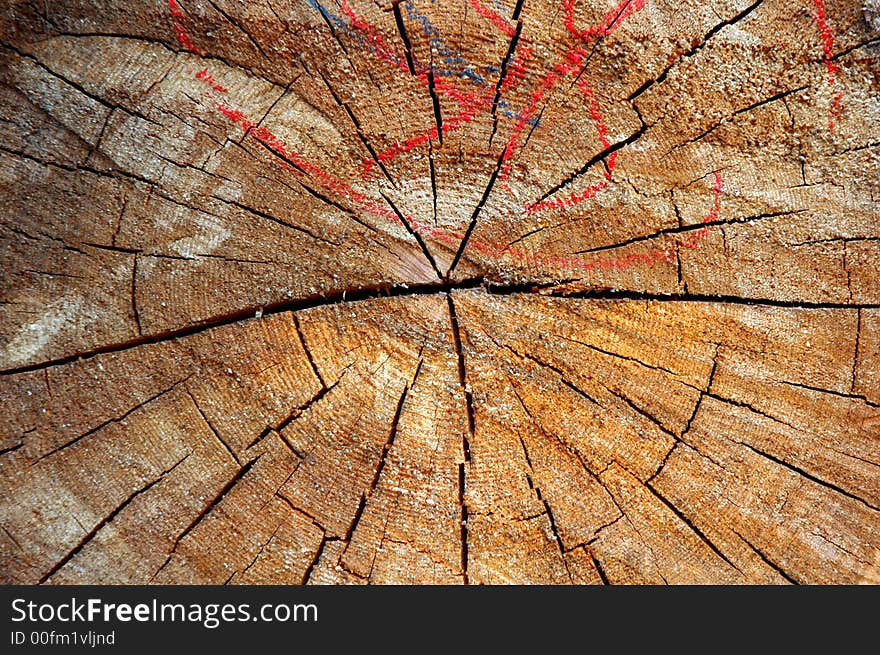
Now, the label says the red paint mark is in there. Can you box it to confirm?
[339,0,412,72]
[168,0,202,55]
[332,2,495,175]
[468,0,517,38]
[372,88,491,164]
[524,80,616,214]
[496,0,651,199]
[502,171,723,274]
[163,0,725,278]
[564,0,647,41]
[212,100,724,275]
[526,181,608,214]
[196,67,228,93]
[810,0,844,132]
[344,0,535,176]
[678,171,723,249]
[217,103,408,228]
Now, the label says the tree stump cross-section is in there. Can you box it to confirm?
[0,0,878,584]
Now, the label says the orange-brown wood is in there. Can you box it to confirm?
[1,0,878,584]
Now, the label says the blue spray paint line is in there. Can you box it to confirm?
[404,1,539,126]
[491,0,511,18]
[305,0,539,127]
[305,0,409,70]
[405,1,484,82]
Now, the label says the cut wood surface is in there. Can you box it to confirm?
[1,0,878,584]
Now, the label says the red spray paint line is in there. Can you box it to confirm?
[339,0,413,72]
[564,0,647,42]
[343,0,536,176]
[169,0,202,55]
[370,84,494,166]
[368,44,535,169]
[196,67,228,93]
[341,0,532,176]
[468,0,517,38]
[214,103,408,228]
[810,0,844,132]
[495,0,651,207]
[167,0,722,277]
[524,79,616,215]
[333,1,496,175]
[215,98,724,276]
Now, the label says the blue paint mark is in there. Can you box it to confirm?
[492,0,510,18]
[305,0,539,127]
[305,0,408,70]
[404,1,539,126]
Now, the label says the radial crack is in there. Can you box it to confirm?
[34,376,192,463]
[39,452,191,583]
[446,295,472,583]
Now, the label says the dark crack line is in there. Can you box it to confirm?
[574,210,806,255]
[668,86,808,153]
[235,522,283,581]
[457,461,469,585]
[204,0,270,61]
[301,535,334,584]
[428,141,438,224]
[518,435,573,582]
[316,68,397,187]
[542,289,879,310]
[446,295,474,460]
[0,278,484,376]
[379,190,443,279]
[296,181,380,234]
[292,313,326,388]
[216,197,342,247]
[2,524,24,552]
[830,37,880,62]
[731,528,799,584]
[392,0,417,76]
[446,148,508,278]
[162,455,261,561]
[555,333,688,383]
[342,369,417,552]
[130,254,142,335]
[39,452,190,583]
[707,391,802,435]
[627,0,766,104]
[5,284,872,379]
[446,295,472,584]
[246,374,346,453]
[426,68,444,147]
[645,442,679,486]
[504,343,601,406]
[733,439,880,514]
[271,493,326,533]
[605,386,679,441]
[645,480,745,577]
[505,377,638,584]
[772,378,878,409]
[852,308,861,394]
[810,530,874,568]
[488,19,524,146]
[588,549,611,584]
[532,123,646,205]
[584,514,625,547]
[2,40,162,127]
[186,389,240,465]
[0,440,24,458]
[34,376,191,464]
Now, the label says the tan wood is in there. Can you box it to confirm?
[1,0,878,584]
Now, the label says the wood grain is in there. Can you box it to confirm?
[1,0,878,584]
